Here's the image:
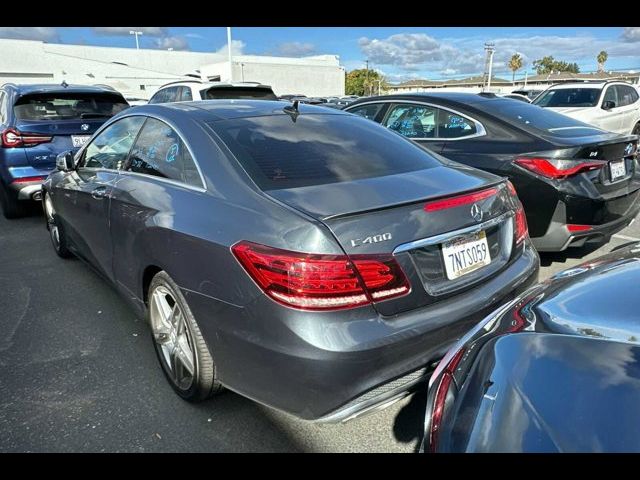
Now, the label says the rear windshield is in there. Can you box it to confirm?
[14,92,129,121]
[202,87,278,101]
[533,88,601,107]
[210,113,442,190]
[480,99,603,137]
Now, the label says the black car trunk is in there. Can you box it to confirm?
[266,167,516,316]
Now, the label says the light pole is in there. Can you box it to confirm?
[227,27,233,82]
[483,42,495,91]
[365,59,369,96]
[241,63,245,82]
[129,30,143,50]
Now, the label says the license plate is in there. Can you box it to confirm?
[610,160,627,181]
[71,135,91,148]
[442,230,492,280]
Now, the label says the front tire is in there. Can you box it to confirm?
[44,192,72,258]
[147,271,224,401]
[632,123,640,136]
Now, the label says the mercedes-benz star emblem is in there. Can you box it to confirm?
[80,124,90,132]
[470,203,483,222]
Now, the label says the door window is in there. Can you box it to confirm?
[80,116,146,170]
[383,104,438,138]
[180,87,193,101]
[126,118,202,188]
[615,85,639,107]
[348,103,384,121]
[603,86,618,107]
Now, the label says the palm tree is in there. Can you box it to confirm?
[508,53,523,84]
[597,51,608,73]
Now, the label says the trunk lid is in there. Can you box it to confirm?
[266,166,519,316]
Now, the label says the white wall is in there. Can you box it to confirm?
[202,55,346,97]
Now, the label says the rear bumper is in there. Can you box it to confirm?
[532,191,640,252]
[185,244,539,421]
[6,181,44,201]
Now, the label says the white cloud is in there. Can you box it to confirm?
[621,27,640,42]
[92,27,168,37]
[275,42,316,57]
[359,30,640,80]
[154,36,189,51]
[215,40,245,56]
[0,27,59,42]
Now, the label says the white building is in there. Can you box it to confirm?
[0,39,346,99]
[200,54,345,97]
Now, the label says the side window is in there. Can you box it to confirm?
[437,110,478,138]
[603,86,618,107]
[383,104,437,138]
[348,103,384,121]
[616,85,639,107]
[148,88,167,104]
[163,87,180,103]
[180,87,193,101]
[81,116,146,170]
[127,118,202,188]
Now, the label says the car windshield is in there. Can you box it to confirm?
[202,87,278,100]
[480,98,604,137]
[210,113,441,190]
[533,88,601,107]
[14,92,129,121]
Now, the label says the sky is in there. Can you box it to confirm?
[1,26,640,82]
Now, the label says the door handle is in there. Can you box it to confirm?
[91,186,108,199]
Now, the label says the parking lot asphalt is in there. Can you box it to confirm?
[1,207,639,452]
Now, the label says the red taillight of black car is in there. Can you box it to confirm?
[514,157,606,180]
[1,128,53,148]
[231,240,410,311]
[505,181,528,245]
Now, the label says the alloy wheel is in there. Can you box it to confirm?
[149,285,196,391]
[44,194,60,247]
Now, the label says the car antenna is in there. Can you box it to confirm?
[283,100,300,121]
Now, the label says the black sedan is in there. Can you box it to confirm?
[422,242,640,452]
[345,93,640,252]
[42,100,539,421]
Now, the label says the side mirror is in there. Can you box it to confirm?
[602,100,616,110]
[56,151,76,172]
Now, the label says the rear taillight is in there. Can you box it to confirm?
[514,157,605,179]
[505,181,528,245]
[231,241,410,311]
[423,187,498,212]
[429,347,466,453]
[10,175,47,184]
[567,224,593,232]
[1,128,53,148]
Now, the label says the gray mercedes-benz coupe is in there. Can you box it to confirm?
[42,100,539,421]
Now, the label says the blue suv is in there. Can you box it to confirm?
[0,83,129,218]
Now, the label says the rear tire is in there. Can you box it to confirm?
[632,123,640,136]
[147,271,224,402]
[0,181,26,219]
[44,192,72,258]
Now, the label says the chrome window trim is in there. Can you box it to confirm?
[79,112,208,191]
[393,210,513,254]
[346,99,487,141]
[117,169,207,193]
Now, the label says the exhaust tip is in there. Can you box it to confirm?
[32,191,42,202]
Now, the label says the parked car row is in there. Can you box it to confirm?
[3,78,640,452]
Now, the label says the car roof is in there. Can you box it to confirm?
[129,99,350,121]
[2,83,122,95]
[544,81,634,90]
[349,91,500,108]
[159,80,273,90]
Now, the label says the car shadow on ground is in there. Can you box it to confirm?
[392,389,429,452]
[538,241,607,267]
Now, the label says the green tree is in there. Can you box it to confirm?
[597,50,609,72]
[345,68,384,96]
[533,56,580,75]
[508,53,523,83]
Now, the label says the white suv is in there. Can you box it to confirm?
[148,80,278,104]
[533,81,640,135]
